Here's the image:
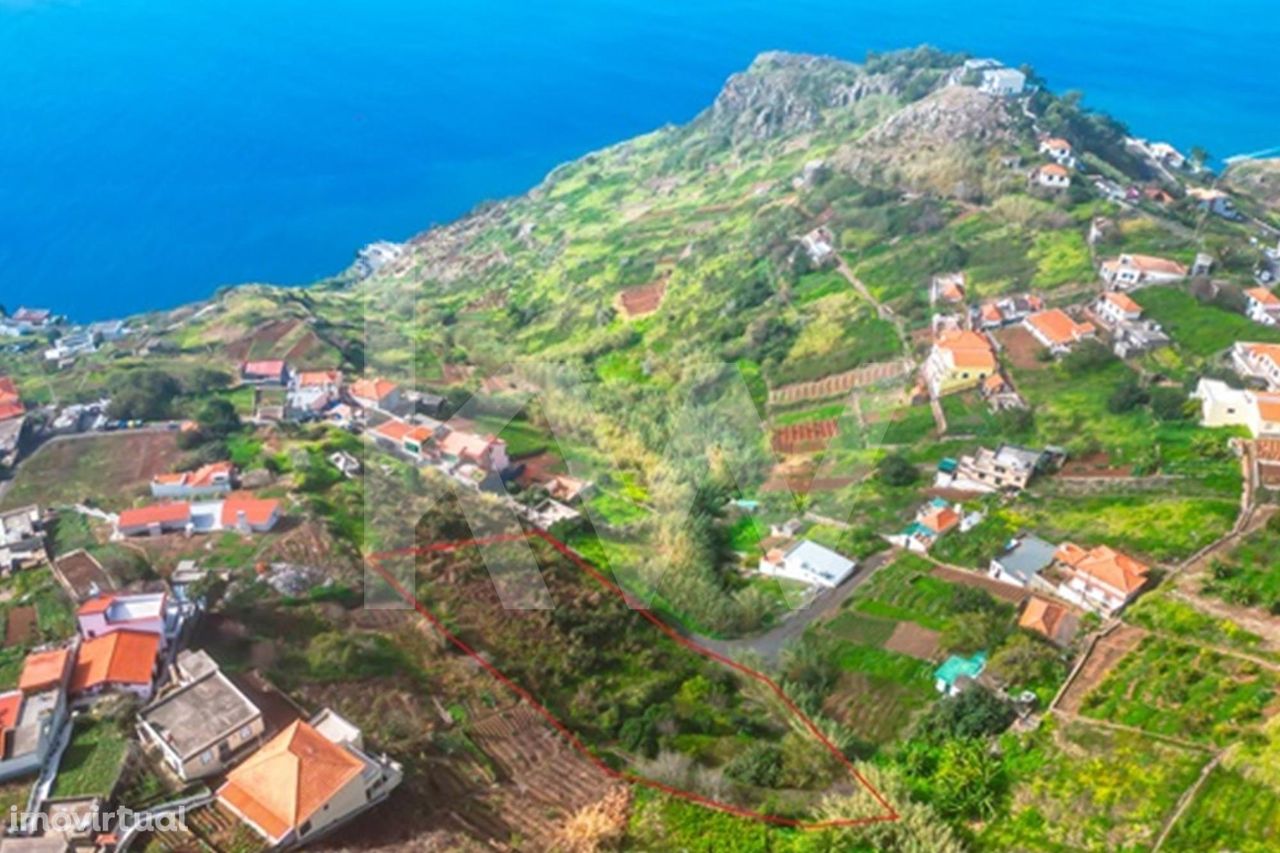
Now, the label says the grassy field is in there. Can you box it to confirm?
[1018,492,1238,563]
[53,716,129,798]
[1080,636,1277,746]
[1200,522,1280,613]
[1134,286,1280,358]
[1164,766,1280,852]
[980,720,1204,852]
[1125,593,1272,659]
[0,431,184,511]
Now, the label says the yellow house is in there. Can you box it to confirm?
[923,330,997,396]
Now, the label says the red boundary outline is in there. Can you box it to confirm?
[367,529,899,830]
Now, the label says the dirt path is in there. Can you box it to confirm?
[1152,751,1227,851]
[835,256,912,354]
[1055,624,1147,714]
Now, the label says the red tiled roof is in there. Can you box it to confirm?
[1026,309,1095,346]
[118,503,191,529]
[349,377,399,403]
[1102,291,1141,313]
[1019,598,1068,639]
[0,693,21,732]
[0,377,23,422]
[19,648,70,693]
[372,419,414,442]
[242,360,286,377]
[218,721,364,843]
[1055,543,1150,594]
[77,594,117,616]
[221,495,280,529]
[1246,287,1280,307]
[1039,163,1070,177]
[935,330,997,370]
[296,370,341,387]
[70,630,159,693]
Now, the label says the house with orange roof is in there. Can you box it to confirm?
[1245,287,1280,326]
[889,498,979,553]
[1094,291,1142,327]
[217,710,403,847]
[1049,542,1151,615]
[116,502,192,537]
[1194,378,1280,438]
[70,629,161,701]
[151,461,235,499]
[1099,253,1188,289]
[1231,342,1280,390]
[220,495,282,534]
[240,360,290,386]
[370,418,440,461]
[1031,163,1071,190]
[438,429,510,473]
[0,649,70,782]
[0,377,24,423]
[1018,597,1078,646]
[347,377,402,412]
[922,329,997,396]
[285,370,343,421]
[1023,309,1096,354]
[116,494,281,538]
[929,272,966,306]
[1038,137,1073,164]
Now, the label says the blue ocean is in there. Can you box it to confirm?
[2,0,1277,321]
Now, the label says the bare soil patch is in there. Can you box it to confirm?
[3,606,37,648]
[994,324,1048,371]
[1060,450,1133,478]
[1,431,184,511]
[615,278,667,318]
[931,564,1029,605]
[770,419,839,454]
[883,621,941,660]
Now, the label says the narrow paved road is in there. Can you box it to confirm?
[695,548,898,664]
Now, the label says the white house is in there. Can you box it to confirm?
[1194,378,1280,437]
[1051,542,1150,616]
[1038,137,1073,164]
[1245,288,1280,326]
[979,68,1026,96]
[988,534,1058,588]
[1032,163,1071,190]
[1232,342,1280,390]
[758,540,856,588]
[76,591,179,649]
[1188,187,1235,217]
[1094,291,1142,327]
[139,650,265,781]
[1099,254,1188,289]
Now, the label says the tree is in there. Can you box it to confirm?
[987,633,1063,689]
[942,610,1008,655]
[196,398,241,438]
[929,738,1006,819]
[1107,378,1149,414]
[922,686,1015,740]
[724,742,783,787]
[1062,339,1116,376]
[106,369,181,421]
[1149,386,1190,421]
[876,452,919,487]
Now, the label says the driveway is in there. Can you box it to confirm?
[696,548,898,664]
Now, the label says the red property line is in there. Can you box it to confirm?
[367,529,899,830]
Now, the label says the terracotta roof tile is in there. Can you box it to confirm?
[70,630,159,694]
[218,720,364,843]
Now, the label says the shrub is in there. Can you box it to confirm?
[876,452,920,487]
[724,742,783,787]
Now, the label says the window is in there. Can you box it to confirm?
[299,821,312,836]
[239,724,254,740]
[200,749,214,766]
